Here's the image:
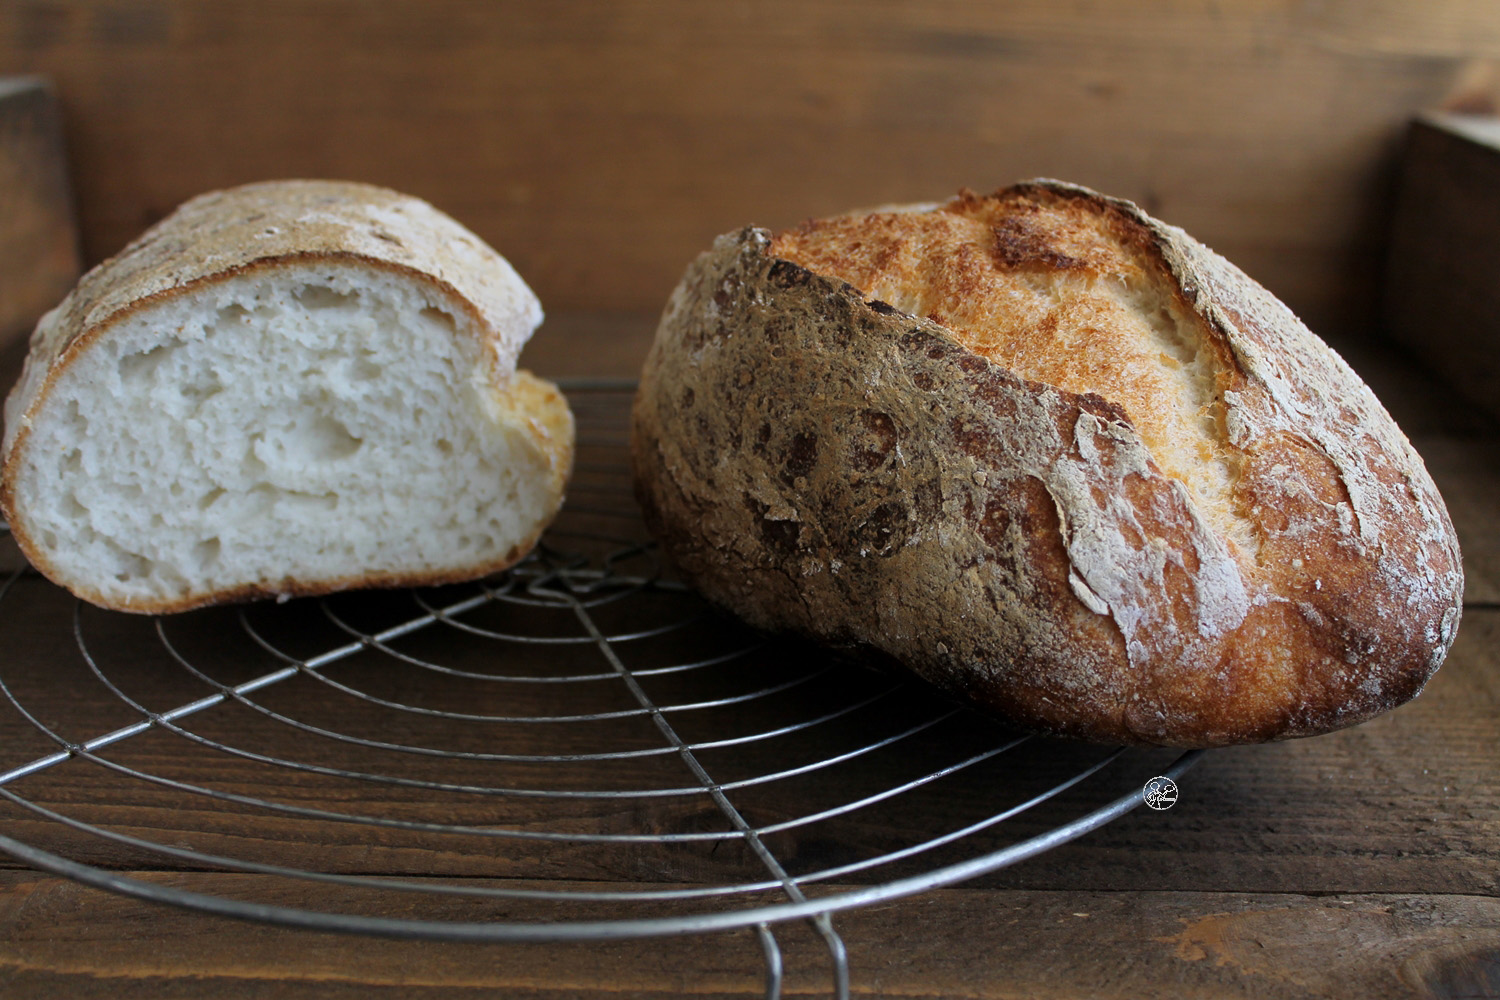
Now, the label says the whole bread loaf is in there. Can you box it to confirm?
[631,180,1463,747]
[2,179,573,613]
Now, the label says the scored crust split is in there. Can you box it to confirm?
[1,180,573,613]
[631,180,1463,747]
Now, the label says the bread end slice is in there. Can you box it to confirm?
[1,180,573,613]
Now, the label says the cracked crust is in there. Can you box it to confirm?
[629,181,1463,747]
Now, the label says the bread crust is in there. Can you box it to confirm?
[1,180,571,614]
[630,181,1463,747]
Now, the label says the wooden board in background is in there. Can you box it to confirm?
[0,872,1497,999]
[4,0,1500,352]
[1384,112,1500,425]
[0,76,79,351]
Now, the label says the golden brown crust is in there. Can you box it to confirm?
[631,180,1463,747]
[32,526,549,616]
[769,186,1251,554]
[15,179,537,375]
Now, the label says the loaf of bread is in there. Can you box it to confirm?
[631,180,1463,747]
[1,180,573,613]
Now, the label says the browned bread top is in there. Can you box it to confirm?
[22,179,541,374]
[632,180,1464,746]
[770,187,1249,555]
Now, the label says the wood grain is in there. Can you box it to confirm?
[4,1,1500,343]
[0,872,1495,998]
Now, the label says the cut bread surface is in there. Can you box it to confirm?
[6,258,572,611]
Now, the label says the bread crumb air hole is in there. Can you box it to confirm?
[295,285,359,311]
[192,537,221,569]
[102,539,154,583]
[273,411,363,462]
[117,340,183,384]
[216,304,249,325]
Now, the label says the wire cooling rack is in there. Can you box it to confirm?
[0,381,1202,998]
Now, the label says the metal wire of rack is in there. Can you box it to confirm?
[0,381,1203,998]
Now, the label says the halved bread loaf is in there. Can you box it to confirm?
[1,180,573,613]
[631,181,1463,747]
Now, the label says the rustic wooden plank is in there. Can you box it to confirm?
[0,76,80,350]
[978,609,1500,898]
[0,871,1495,998]
[4,1,1500,336]
[1384,113,1500,425]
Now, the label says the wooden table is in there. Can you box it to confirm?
[0,319,1495,1000]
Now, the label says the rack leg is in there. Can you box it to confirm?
[755,923,784,1000]
[811,913,850,1000]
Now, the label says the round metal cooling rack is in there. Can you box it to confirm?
[0,382,1203,999]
